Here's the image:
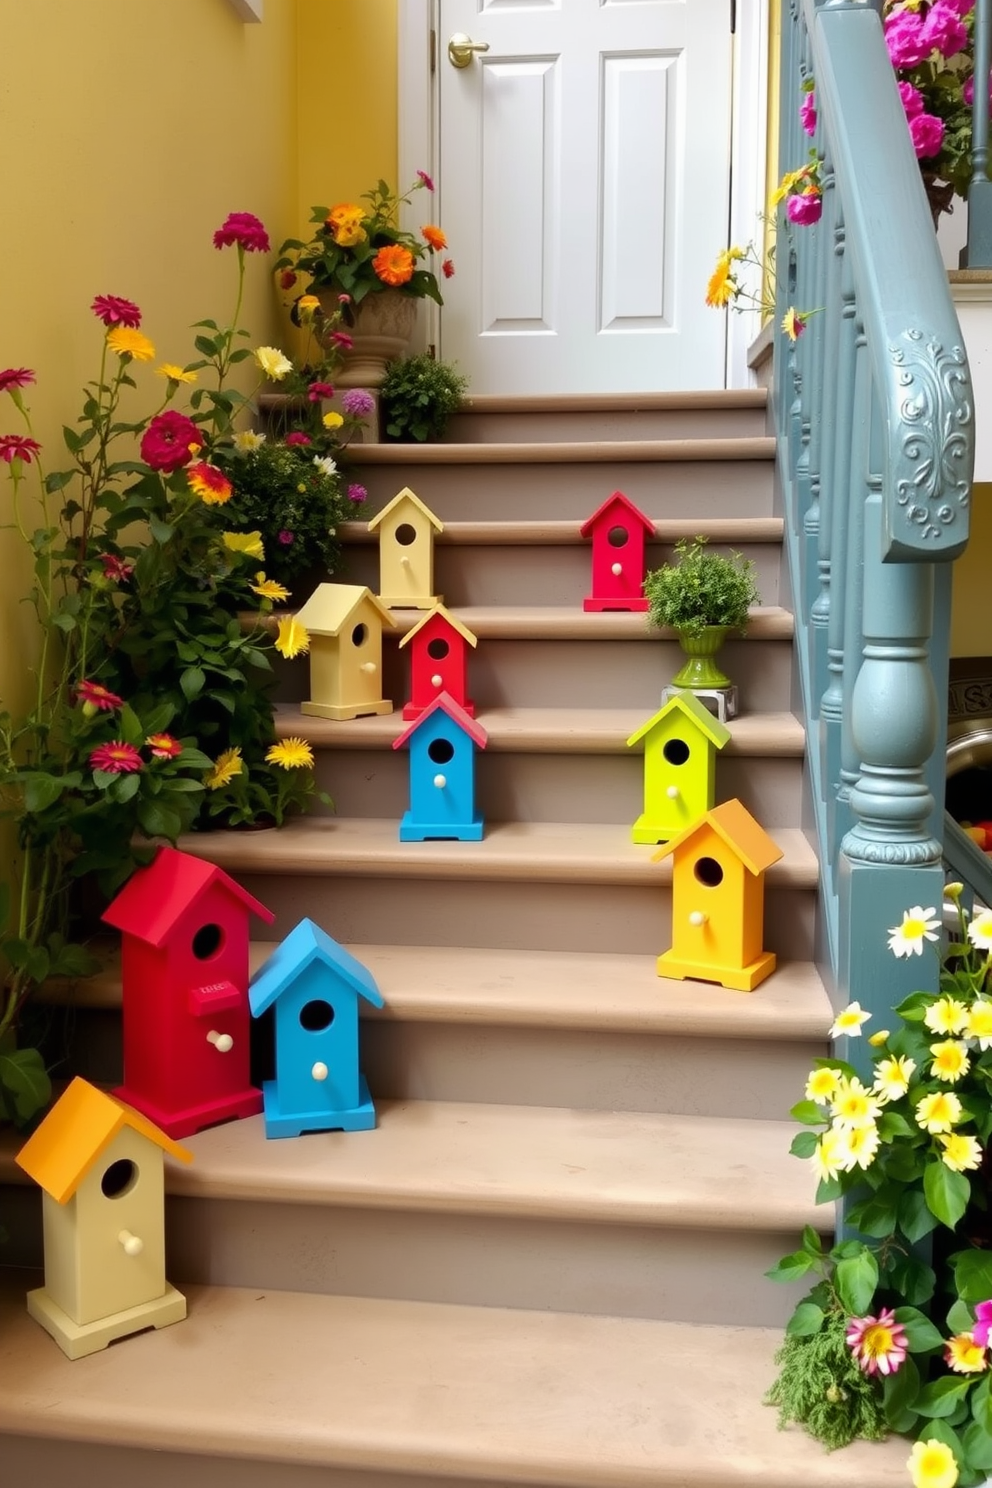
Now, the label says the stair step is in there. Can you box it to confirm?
[446,388,768,441]
[0,1276,909,1488]
[339,516,784,544]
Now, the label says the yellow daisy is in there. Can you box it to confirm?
[223,530,265,561]
[274,615,310,659]
[323,410,345,430]
[233,430,267,453]
[907,1437,959,1488]
[805,1066,841,1104]
[830,1076,881,1129]
[873,1055,916,1104]
[968,907,992,951]
[945,1332,988,1373]
[251,572,291,603]
[837,1121,880,1172]
[106,326,156,361]
[254,345,293,380]
[204,747,243,791]
[967,1000,992,1049]
[705,253,736,308]
[915,1090,964,1134]
[829,1002,871,1038]
[923,996,969,1035]
[868,1029,891,1047]
[810,1126,846,1184]
[940,1131,983,1173]
[930,1040,970,1084]
[156,363,197,383]
[266,737,315,770]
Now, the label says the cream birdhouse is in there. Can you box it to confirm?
[296,583,396,721]
[15,1077,192,1359]
[367,486,443,608]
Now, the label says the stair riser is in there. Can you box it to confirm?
[445,406,768,442]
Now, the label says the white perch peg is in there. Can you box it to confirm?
[118,1230,144,1257]
[399,555,411,567]
[433,773,447,789]
[688,910,708,927]
[360,661,377,674]
[611,562,623,577]
[431,674,443,687]
[311,1062,328,1082]
[207,1029,233,1052]
[666,785,680,799]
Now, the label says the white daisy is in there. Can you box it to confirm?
[887,906,940,959]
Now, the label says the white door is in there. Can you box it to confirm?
[435,0,733,396]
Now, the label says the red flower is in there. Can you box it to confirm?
[140,410,202,473]
[442,259,455,279]
[329,332,354,350]
[307,381,335,402]
[91,294,142,328]
[187,460,233,505]
[76,679,124,712]
[0,368,35,393]
[284,432,312,446]
[100,554,134,583]
[146,733,182,759]
[213,212,270,253]
[0,434,41,464]
[417,169,435,192]
[90,741,143,774]
[279,269,298,290]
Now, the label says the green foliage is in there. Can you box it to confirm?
[765,1312,889,1450]
[380,354,468,443]
[218,441,350,586]
[643,535,760,637]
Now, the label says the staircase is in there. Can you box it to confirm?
[0,391,910,1485]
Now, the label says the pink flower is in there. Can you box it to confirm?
[338,293,351,305]
[307,381,335,402]
[76,679,123,712]
[800,92,817,138]
[284,431,312,446]
[0,368,35,393]
[279,269,298,290]
[90,741,143,775]
[964,72,992,106]
[329,331,354,350]
[442,259,455,279]
[278,529,295,545]
[885,9,931,68]
[100,554,134,583]
[921,2,969,58]
[213,212,270,253]
[417,169,435,192]
[342,389,376,418]
[899,80,925,119]
[846,1308,908,1377]
[348,483,368,503]
[91,294,142,329]
[787,188,823,226]
[974,1301,992,1348]
[910,111,945,159]
[146,733,182,760]
[0,434,41,464]
[140,410,201,473]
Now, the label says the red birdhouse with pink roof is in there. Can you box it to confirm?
[102,845,275,1139]
[399,602,478,720]
[580,491,654,612]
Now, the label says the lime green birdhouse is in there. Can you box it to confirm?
[626,691,731,844]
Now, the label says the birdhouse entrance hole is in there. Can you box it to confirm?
[192,923,224,961]
[352,623,368,647]
[101,1158,138,1199]
[428,738,455,764]
[607,525,629,548]
[694,856,724,887]
[427,637,449,661]
[299,999,335,1032]
[395,523,417,546]
[663,738,690,766]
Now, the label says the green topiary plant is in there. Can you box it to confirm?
[643,535,760,638]
[380,353,468,442]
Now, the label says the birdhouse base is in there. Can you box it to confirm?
[583,596,650,613]
[113,1083,263,1140]
[403,697,476,720]
[260,1073,377,1139]
[399,811,484,842]
[26,1282,186,1361]
[631,813,681,845]
[380,594,441,610]
[301,699,394,721]
[656,947,777,992]
[661,683,739,723]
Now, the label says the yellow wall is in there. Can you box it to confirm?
[952,483,992,656]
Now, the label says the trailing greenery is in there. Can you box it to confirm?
[643,535,759,637]
[380,354,468,443]
[766,1306,889,1450]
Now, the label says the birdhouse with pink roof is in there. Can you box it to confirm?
[392,692,488,840]
[580,491,654,611]
[400,602,478,720]
[368,486,443,609]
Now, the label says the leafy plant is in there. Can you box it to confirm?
[643,536,759,637]
[218,438,350,587]
[380,354,468,443]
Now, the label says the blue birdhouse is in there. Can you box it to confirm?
[248,918,385,1139]
[391,691,488,842]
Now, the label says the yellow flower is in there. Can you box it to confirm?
[266,737,315,770]
[781,307,808,342]
[945,881,964,902]
[770,168,804,206]
[811,1126,846,1184]
[274,615,310,659]
[930,1040,970,1084]
[915,1090,964,1134]
[907,1437,959,1488]
[223,530,265,561]
[297,294,321,321]
[873,1055,916,1104]
[945,1332,988,1373]
[968,1000,992,1049]
[106,327,156,361]
[254,345,294,380]
[705,253,736,308]
[924,996,969,1035]
[837,1121,880,1171]
[830,1076,881,1129]
[805,1066,841,1104]
[868,1029,891,1047]
[940,1131,983,1173]
[204,747,243,791]
[156,363,197,383]
[968,907,992,950]
[888,906,941,958]
[251,572,291,602]
[322,410,344,430]
[233,430,267,453]
[327,203,368,247]
[829,1002,871,1038]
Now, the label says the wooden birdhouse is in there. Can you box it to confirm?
[626,692,731,844]
[580,491,654,612]
[392,691,488,841]
[399,602,478,720]
[15,1077,192,1359]
[295,582,396,721]
[249,918,385,1138]
[652,798,783,991]
[367,486,443,609]
[102,844,275,1138]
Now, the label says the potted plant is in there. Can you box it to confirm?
[380,353,468,442]
[643,536,760,690]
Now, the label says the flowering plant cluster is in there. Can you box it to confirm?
[768,892,992,1487]
[274,173,454,312]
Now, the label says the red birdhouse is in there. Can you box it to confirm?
[580,491,654,612]
[102,846,275,1139]
[399,603,478,721]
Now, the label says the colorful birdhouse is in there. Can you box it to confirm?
[392,691,488,841]
[249,918,385,1139]
[579,491,654,612]
[367,486,443,609]
[102,844,275,1138]
[626,691,731,844]
[15,1077,192,1359]
[295,582,396,721]
[399,603,478,720]
[652,798,783,991]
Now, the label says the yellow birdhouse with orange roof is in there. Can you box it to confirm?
[15,1077,192,1359]
[296,583,396,721]
[626,691,731,844]
[652,798,783,992]
[368,487,443,609]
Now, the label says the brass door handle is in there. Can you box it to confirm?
[448,33,490,69]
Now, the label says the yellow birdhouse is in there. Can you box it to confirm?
[626,692,731,844]
[367,486,443,608]
[652,798,783,992]
[15,1077,192,1359]
[296,583,396,721]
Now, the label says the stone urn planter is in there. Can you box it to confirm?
[317,287,417,389]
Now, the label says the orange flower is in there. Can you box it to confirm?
[187,460,233,505]
[421,224,447,251]
[373,244,415,286]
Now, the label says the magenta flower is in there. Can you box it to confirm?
[800,92,817,138]
[307,381,335,402]
[140,410,201,473]
[787,189,823,226]
[898,80,925,119]
[964,72,992,106]
[348,483,368,503]
[921,2,969,58]
[284,432,312,446]
[329,331,354,350]
[91,294,142,329]
[885,9,931,67]
[417,169,435,192]
[278,529,295,546]
[100,554,135,583]
[846,1308,909,1377]
[342,389,376,419]
[442,259,456,279]
[910,112,945,159]
[90,741,143,775]
[213,212,270,253]
[0,367,35,394]
[975,1301,992,1347]
[0,434,41,464]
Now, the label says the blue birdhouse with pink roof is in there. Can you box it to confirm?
[392,692,488,841]
[249,918,385,1139]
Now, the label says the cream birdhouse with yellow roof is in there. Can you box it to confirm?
[367,486,443,608]
[296,582,396,721]
[15,1077,192,1359]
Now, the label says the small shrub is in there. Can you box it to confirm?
[380,354,468,442]
[643,536,759,637]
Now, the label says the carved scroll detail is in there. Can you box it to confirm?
[888,329,972,543]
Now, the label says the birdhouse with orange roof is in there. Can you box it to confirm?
[295,582,396,720]
[580,491,654,612]
[392,692,488,840]
[400,603,477,720]
[626,692,731,844]
[368,486,443,609]
[652,798,783,991]
[15,1077,192,1359]
[102,844,275,1138]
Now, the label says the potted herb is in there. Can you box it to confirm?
[380,354,468,442]
[643,536,759,690]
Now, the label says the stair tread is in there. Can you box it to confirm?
[338,515,785,545]
[346,435,777,465]
[260,604,792,640]
[175,817,818,885]
[0,1276,906,1487]
[457,388,768,413]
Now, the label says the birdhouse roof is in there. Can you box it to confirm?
[15,1077,192,1204]
[626,691,732,750]
[391,691,489,752]
[398,603,478,651]
[101,844,275,947]
[249,917,385,1017]
[367,487,444,534]
[293,583,395,637]
[651,798,784,874]
[579,491,655,539]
